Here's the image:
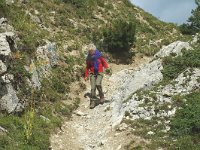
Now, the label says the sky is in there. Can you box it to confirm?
[130,0,197,25]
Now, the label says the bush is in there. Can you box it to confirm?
[102,19,136,53]
[179,23,197,35]
[51,76,66,94]
[0,0,7,17]
[93,19,136,63]
[169,92,200,149]
[170,135,200,150]
[162,47,200,79]
[162,56,186,79]
[179,0,200,34]
[170,92,200,136]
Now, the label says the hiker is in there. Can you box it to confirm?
[84,44,110,109]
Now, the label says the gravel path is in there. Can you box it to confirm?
[50,56,151,150]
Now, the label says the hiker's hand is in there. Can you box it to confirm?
[84,77,89,81]
[105,68,112,75]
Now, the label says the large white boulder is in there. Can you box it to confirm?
[0,82,23,113]
[110,59,163,127]
[154,41,192,58]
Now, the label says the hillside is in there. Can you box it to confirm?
[50,37,200,150]
[0,0,198,149]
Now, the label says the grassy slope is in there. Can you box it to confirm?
[124,40,200,149]
[0,0,188,149]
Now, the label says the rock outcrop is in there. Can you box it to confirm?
[0,17,15,32]
[25,61,41,89]
[0,31,23,113]
[0,32,13,56]
[0,60,7,75]
[110,59,163,127]
[155,41,192,58]
[36,42,58,77]
[0,17,58,113]
[124,68,200,120]
[109,41,193,127]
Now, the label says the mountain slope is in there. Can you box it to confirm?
[50,36,200,150]
[0,0,193,149]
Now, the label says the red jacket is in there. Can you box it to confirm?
[85,56,109,78]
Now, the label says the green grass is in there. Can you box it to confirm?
[166,91,200,149]
[170,92,200,136]
[2,3,49,53]
[0,94,79,150]
[0,113,55,150]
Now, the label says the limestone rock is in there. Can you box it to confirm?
[0,18,7,25]
[1,74,14,84]
[25,61,41,89]
[110,59,163,127]
[40,115,50,123]
[0,126,8,133]
[34,10,40,15]
[0,83,23,113]
[162,68,200,96]
[0,30,22,113]
[0,60,7,75]
[117,123,128,131]
[0,18,15,32]
[116,145,122,150]
[109,40,199,127]
[28,12,41,24]
[74,110,87,117]
[147,131,154,135]
[154,41,192,58]
[6,0,14,5]
[0,32,13,56]
[36,42,58,77]
[126,68,200,121]
[191,33,199,44]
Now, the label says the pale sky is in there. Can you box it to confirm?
[130,0,197,25]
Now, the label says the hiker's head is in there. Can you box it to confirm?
[87,44,96,55]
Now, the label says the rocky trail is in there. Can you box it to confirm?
[50,39,199,150]
[50,55,151,150]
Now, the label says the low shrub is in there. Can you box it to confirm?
[162,47,200,80]
[169,92,200,149]
[93,18,136,63]
[170,92,200,136]
[179,23,197,35]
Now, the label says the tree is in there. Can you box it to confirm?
[188,0,200,31]
[101,19,136,63]
[180,0,200,34]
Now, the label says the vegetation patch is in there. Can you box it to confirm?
[162,46,200,80]
[170,91,200,136]
[92,18,136,63]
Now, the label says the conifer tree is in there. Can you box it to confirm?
[180,0,200,34]
[188,0,200,31]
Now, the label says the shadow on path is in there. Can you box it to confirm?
[84,92,111,108]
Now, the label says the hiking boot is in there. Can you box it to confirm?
[99,97,105,105]
[90,100,95,109]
